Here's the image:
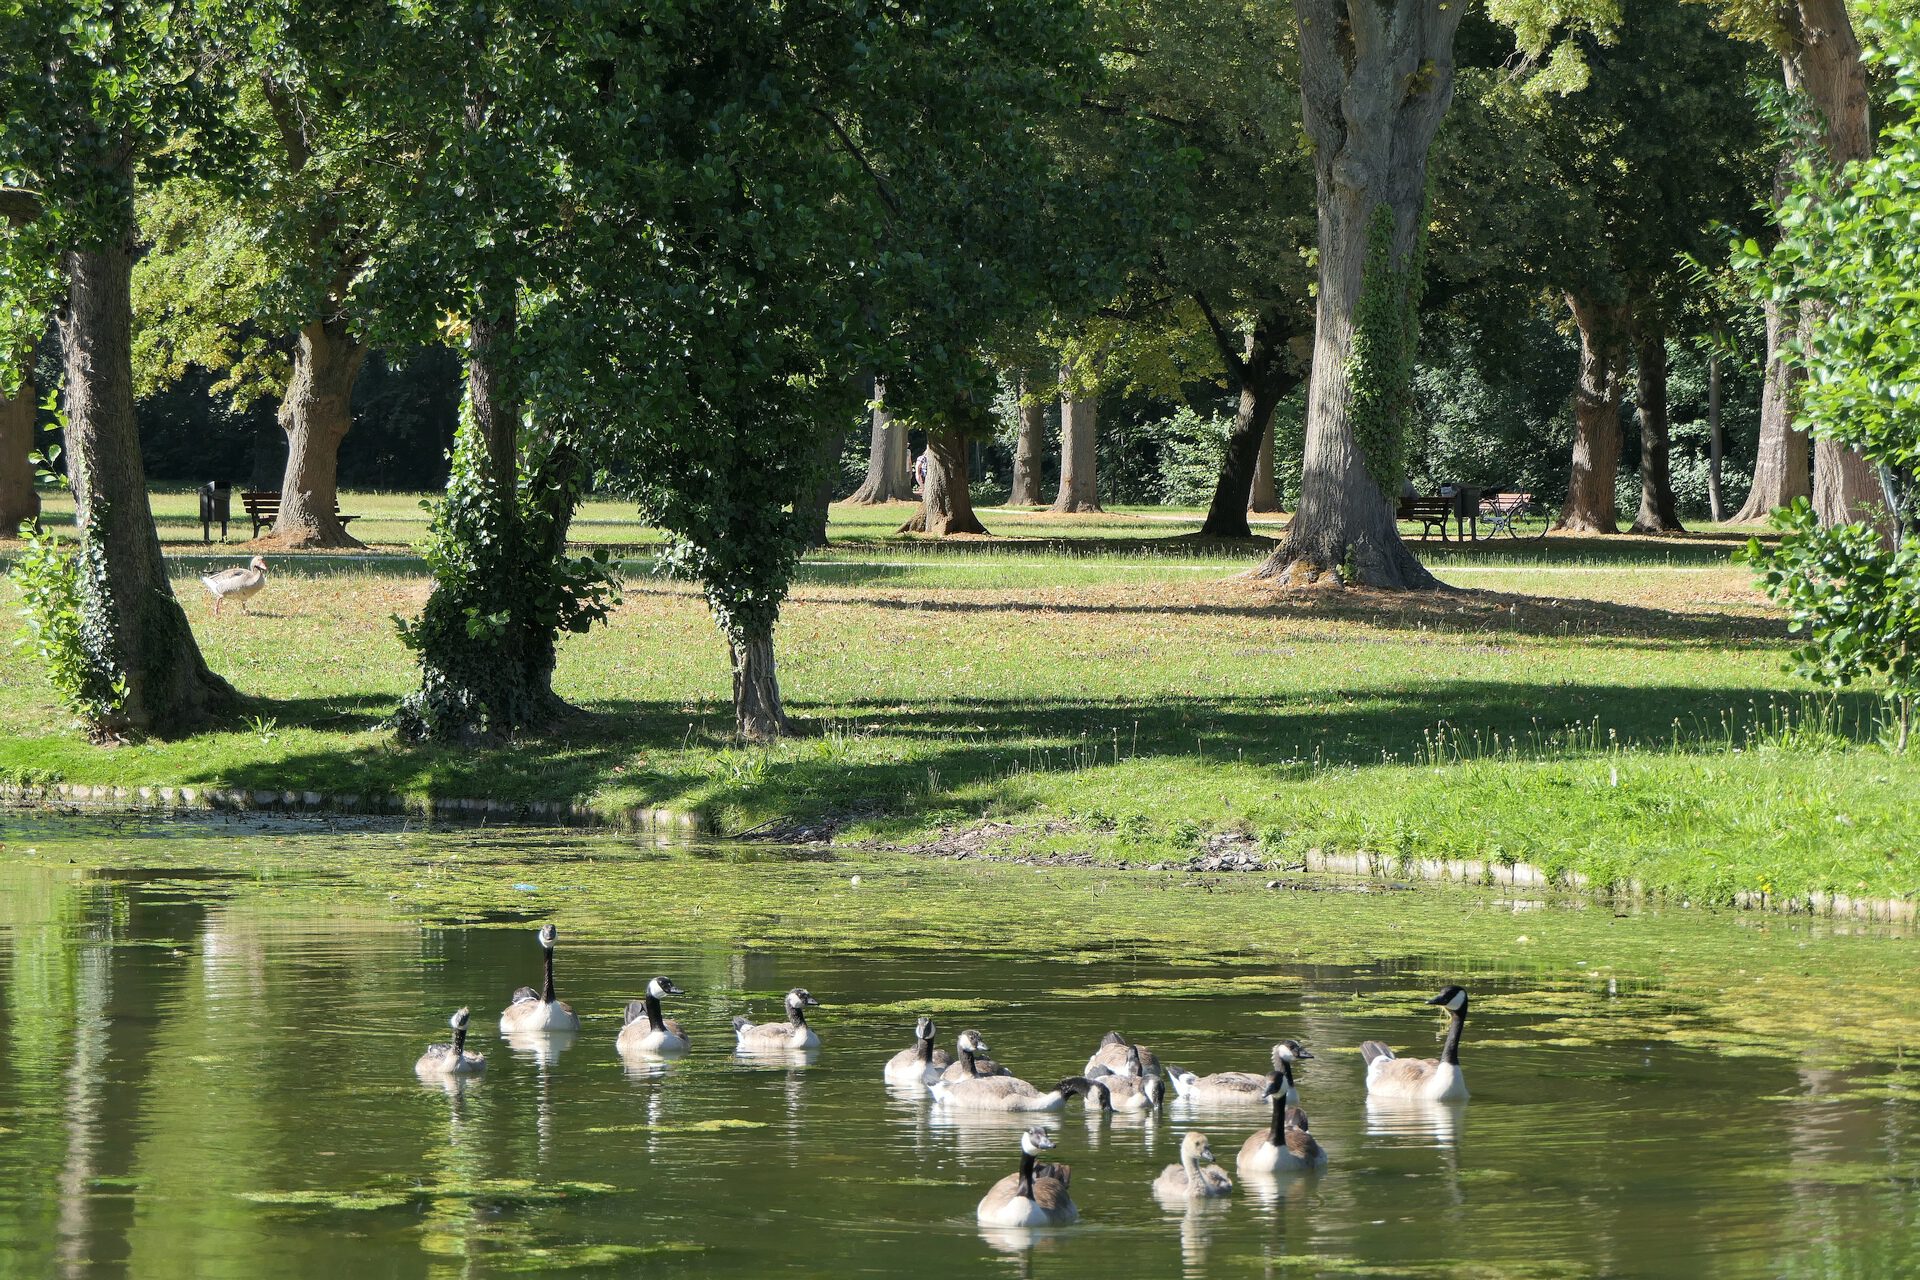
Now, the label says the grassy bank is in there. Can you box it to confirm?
[3,497,1912,905]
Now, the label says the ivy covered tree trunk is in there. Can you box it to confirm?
[0,370,39,534]
[847,379,912,504]
[899,426,988,535]
[1556,294,1626,534]
[269,320,366,548]
[1250,418,1281,512]
[1730,297,1807,521]
[1630,323,1683,534]
[730,623,790,740]
[1252,0,1458,590]
[1201,319,1296,538]
[1052,372,1101,513]
[62,217,236,736]
[1009,369,1047,507]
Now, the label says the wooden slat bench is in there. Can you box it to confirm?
[239,491,359,539]
[1395,495,1454,541]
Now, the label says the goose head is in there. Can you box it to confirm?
[1426,985,1469,1014]
[537,924,558,951]
[249,556,268,573]
[449,1006,471,1031]
[1272,1039,1314,1066]
[785,987,819,1010]
[957,1028,991,1056]
[647,976,684,999]
[1181,1130,1214,1164]
[1020,1127,1055,1158]
[914,1015,936,1042]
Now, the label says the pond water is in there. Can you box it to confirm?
[0,816,1917,1278]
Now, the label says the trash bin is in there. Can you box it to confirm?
[1448,484,1483,540]
[199,481,232,543]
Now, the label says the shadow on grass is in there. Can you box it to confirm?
[183,678,1882,828]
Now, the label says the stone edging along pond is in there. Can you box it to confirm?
[2,782,1912,927]
[0,780,705,836]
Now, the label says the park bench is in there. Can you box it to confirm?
[1395,495,1454,541]
[240,490,359,539]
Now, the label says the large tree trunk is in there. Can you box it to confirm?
[1250,417,1281,512]
[1252,0,1460,589]
[1556,294,1626,534]
[520,440,585,717]
[730,622,791,740]
[899,427,987,535]
[1051,368,1101,513]
[1009,369,1047,507]
[1200,321,1294,538]
[847,378,913,504]
[1629,322,1683,534]
[1730,298,1807,521]
[801,426,843,548]
[0,370,39,534]
[63,227,236,735]
[267,320,366,548]
[1780,0,1883,531]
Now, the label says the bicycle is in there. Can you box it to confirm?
[1478,491,1551,540]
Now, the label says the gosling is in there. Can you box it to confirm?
[733,987,821,1052]
[1153,1129,1233,1198]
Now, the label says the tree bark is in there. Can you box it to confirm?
[730,622,792,740]
[801,426,843,548]
[1009,369,1047,507]
[1779,0,1883,531]
[1252,0,1461,589]
[1706,350,1725,522]
[0,370,39,534]
[1556,294,1627,534]
[1051,367,1101,513]
[267,320,366,548]
[1250,416,1281,512]
[1200,319,1295,538]
[1729,297,1807,521]
[63,225,236,735]
[847,378,913,504]
[1629,322,1683,534]
[899,426,987,535]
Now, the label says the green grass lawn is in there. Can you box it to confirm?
[4,492,1907,906]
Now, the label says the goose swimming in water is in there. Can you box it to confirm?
[976,1127,1078,1227]
[616,976,689,1056]
[939,1028,1012,1082]
[884,1016,954,1085]
[1084,1030,1162,1079]
[1362,985,1470,1101]
[1167,1040,1312,1105]
[1087,1044,1164,1112]
[201,556,268,616]
[932,1033,1106,1113]
[733,987,821,1052]
[415,1007,486,1076]
[1153,1130,1233,1199]
[1237,1064,1326,1172]
[499,925,581,1034]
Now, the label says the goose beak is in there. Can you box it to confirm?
[804,994,820,1006]
[666,981,686,995]
[1295,1047,1315,1060]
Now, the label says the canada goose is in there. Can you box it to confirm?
[415,1007,486,1076]
[499,925,581,1034]
[1167,1040,1312,1105]
[733,987,821,1052]
[1237,1066,1326,1172]
[201,556,267,616]
[1084,1030,1162,1079]
[1153,1130,1233,1198]
[1087,1044,1164,1112]
[931,1037,1105,1113]
[1362,985,1470,1101]
[976,1127,1078,1227]
[616,975,689,1056]
[884,1015,954,1085]
[939,1028,1013,1082]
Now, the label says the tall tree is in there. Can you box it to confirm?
[1252,0,1467,587]
[1008,368,1049,507]
[0,0,239,735]
[846,379,913,504]
[1051,349,1102,512]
